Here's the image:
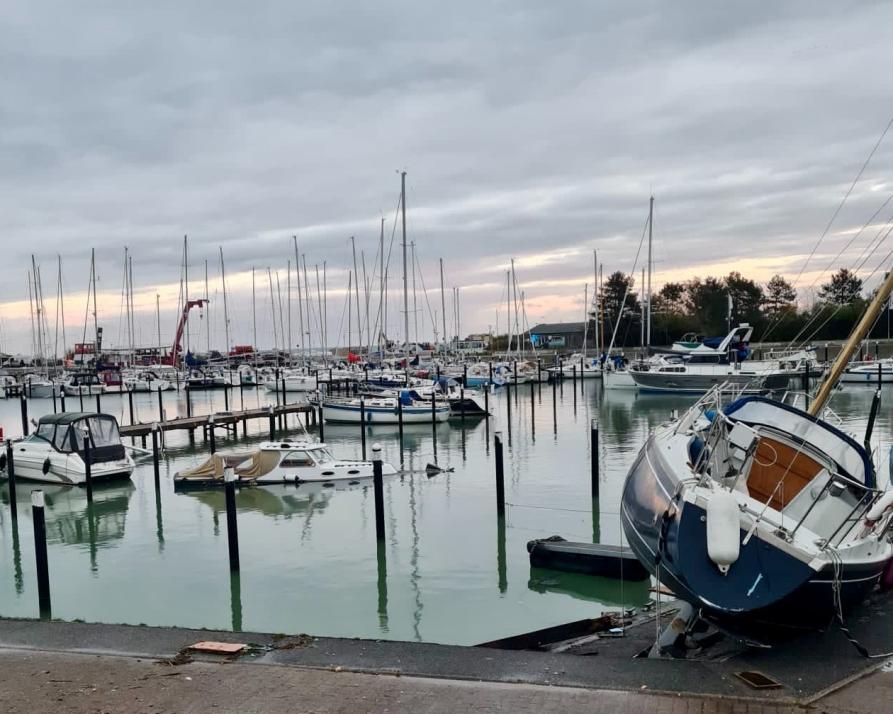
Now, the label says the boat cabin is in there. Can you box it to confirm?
[29,413,126,462]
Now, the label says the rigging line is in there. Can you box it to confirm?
[368,191,403,345]
[769,193,893,344]
[790,115,893,293]
[791,223,893,346]
[413,248,439,338]
[606,210,651,355]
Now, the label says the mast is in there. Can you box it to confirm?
[219,248,231,365]
[640,267,646,354]
[511,259,520,357]
[266,268,278,352]
[646,195,653,349]
[379,217,385,358]
[293,237,304,365]
[362,250,370,358]
[129,253,135,361]
[287,259,292,362]
[302,256,312,361]
[401,171,409,362]
[315,264,324,364]
[810,266,893,415]
[156,293,162,363]
[205,259,210,354]
[505,270,512,355]
[456,287,460,348]
[183,236,190,355]
[323,261,328,362]
[31,257,44,367]
[411,241,418,350]
[348,269,352,356]
[439,258,447,354]
[251,267,258,368]
[27,271,36,365]
[582,283,589,355]
[593,250,600,357]
[275,269,285,358]
[91,247,99,353]
[351,236,361,352]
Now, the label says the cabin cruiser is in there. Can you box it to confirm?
[122,369,173,393]
[668,324,753,357]
[185,369,228,390]
[174,440,398,488]
[0,413,134,485]
[263,369,317,393]
[23,374,61,399]
[629,353,802,394]
[363,378,488,416]
[62,372,106,396]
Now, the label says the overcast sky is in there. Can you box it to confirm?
[3,1,893,354]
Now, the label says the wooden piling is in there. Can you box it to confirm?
[224,468,240,572]
[372,444,385,541]
[31,490,51,619]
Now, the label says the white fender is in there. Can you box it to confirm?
[707,489,741,575]
[865,490,893,523]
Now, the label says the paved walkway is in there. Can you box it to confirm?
[0,647,809,714]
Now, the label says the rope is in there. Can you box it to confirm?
[829,547,893,659]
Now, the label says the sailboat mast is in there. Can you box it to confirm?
[640,267,646,354]
[593,250,600,357]
[205,259,210,354]
[276,270,285,358]
[506,270,512,355]
[266,268,278,352]
[351,236,361,353]
[582,283,589,355]
[315,264,324,364]
[91,248,99,354]
[156,293,162,363]
[220,248,231,365]
[323,261,328,363]
[439,258,447,354]
[302,257,312,359]
[646,195,653,349]
[287,260,292,362]
[129,253,135,361]
[251,267,258,368]
[401,171,409,362]
[293,237,304,365]
[511,260,520,357]
[348,269,352,356]
[362,250,370,358]
[183,236,190,356]
[411,242,418,349]
[379,218,385,357]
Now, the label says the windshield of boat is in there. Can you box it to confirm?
[308,447,334,465]
[71,416,121,450]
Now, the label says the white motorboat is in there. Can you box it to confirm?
[629,354,803,395]
[547,354,602,379]
[185,369,228,390]
[174,440,398,487]
[23,375,61,399]
[319,393,451,424]
[264,370,318,393]
[1,413,134,485]
[122,369,173,393]
[224,365,257,387]
[602,365,637,390]
[839,358,893,384]
[62,372,106,397]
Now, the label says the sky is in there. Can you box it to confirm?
[3,1,893,355]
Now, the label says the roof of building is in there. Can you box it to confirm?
[529,322,586,335]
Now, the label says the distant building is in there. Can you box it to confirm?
[529,322,587,350]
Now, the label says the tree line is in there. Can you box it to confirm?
[596,268,888,347]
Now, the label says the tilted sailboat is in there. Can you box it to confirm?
[621,268,893,629]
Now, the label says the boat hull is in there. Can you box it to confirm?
[322,402,450,424]
[630,370,791,394]
[620,438,886,626]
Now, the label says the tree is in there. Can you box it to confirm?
[724,272,765,326]
[818,269,862,305]
[653,281,686,314]
[764,274,796,314]
[684,277,729,334]
[600,271,641,346]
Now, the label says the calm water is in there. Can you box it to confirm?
[0,380,888,645]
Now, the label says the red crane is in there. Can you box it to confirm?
[165,299,207,366]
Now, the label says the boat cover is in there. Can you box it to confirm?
[176,451,255,480]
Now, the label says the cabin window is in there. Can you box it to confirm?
[281,452,314,468]
[36,423,55,443]
[85,417,120,448]
[308,448,333,465]
[53,427,71,452]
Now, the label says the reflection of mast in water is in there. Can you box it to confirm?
[11,519,23,594]
[376,542,388,631]
[408,475,423,642]
[496,516,507,593]
[87,504,98,573]
[230,572,242,632]
[155,490,165,552]
[300,492,325,543]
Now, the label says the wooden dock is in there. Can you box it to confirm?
[119,403,314,438]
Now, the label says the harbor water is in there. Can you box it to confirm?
[0,381,888,645]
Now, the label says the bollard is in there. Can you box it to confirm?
[224,387,229,412]
[51,388,57,414]
[372,444,385,541]
[151,424,160,491]
[318,403,325,441]
[824,343,829,364]
[537,360,542,384]
[209,416,216,454]
[224,467,240,572]
[127,388,135,425]
[158,386,165,422]
[31,490,52,618]
[268,406,276,440]
[19,395,28,437]
[360,397,367,460]
[590,419,600,497]
[572,364,577,386]
[494,432,505,517]
[6,440,17,521]
[83,429,93,503]
[60,390,65,412]
[95,391,101,414]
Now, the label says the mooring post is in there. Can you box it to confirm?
[372,443,385,541]
[224,467,240,572]
[489,361,493,385]
[31,490,51,619]
[318,403,325,442]
[530,380,535,420]
[127,387,135,426]
[223,386,229,412]
[360,397,367,460]
[460,387,466,426]
[157,386,164,423]
[78,389,84,412]
[268,406,276,440]
[864,388,881,449]
[463,363,468,386]
[824,343,829,364]
[494,431,505,517]
[397,396,404,452]
[537,359,542,384]
[591,419,600,497]
[431,390,437,429]
[83,429,93,503]
[6,440,17,521]
[19,395,28,437]
[151,423,160,491]
[60,390,65,412]
[208,415,216,454]
[95,392,101,414]
[875,340,880,360]
[186,385,193,419]
[513,360,518,388]
[484,385,490,417]
[51,388,57,414]
[879,361,884,387]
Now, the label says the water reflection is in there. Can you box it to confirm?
[528,567,651,608]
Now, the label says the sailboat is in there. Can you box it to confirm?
[620,268,893,628]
